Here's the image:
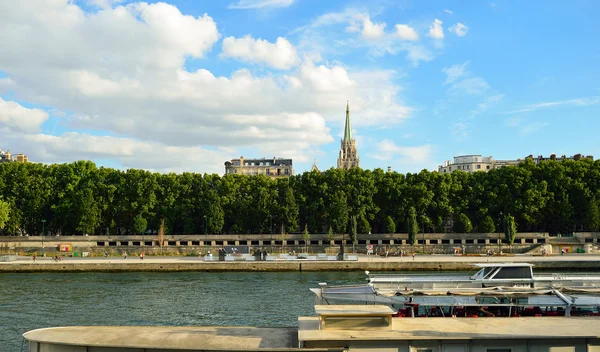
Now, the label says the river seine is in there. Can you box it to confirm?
[0,271,366,351]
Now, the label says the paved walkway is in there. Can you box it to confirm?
[4,253,600,264]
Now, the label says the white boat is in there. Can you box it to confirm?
[310,263,600,317]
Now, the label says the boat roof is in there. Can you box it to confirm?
[475,263,534,268]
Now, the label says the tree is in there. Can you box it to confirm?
[350,216,358,250]
[480,215,496,233]
[133,214,147,235]
[384,216,396,233]
[585,196,600,231]
[302,223,310,253]
[407,207,418,246]
[0,198,9,230]
[327,226,335,246]
[504,214,517,250]
[76,188,101,235]
[454,213,473,233]
[158,218,165,254]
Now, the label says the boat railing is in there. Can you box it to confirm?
[534,273,600,280]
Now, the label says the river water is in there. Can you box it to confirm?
[0,271,369,351]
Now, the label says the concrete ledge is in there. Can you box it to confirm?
[2,260,600,273]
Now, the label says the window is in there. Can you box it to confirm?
[266,169,270,175]
[486,165,491,170]
[477,164,481,169]
[487,349,511,352]
[493,266,532,279]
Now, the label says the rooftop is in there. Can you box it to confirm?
[298,316,600,342]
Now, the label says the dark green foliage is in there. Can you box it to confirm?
[350,216,358,243]
[0,198,9,229]
[1,158,600,235]
[407,207,418,246]
[480,215,496,233]
[384,215,396,233]
[454,213,473,233]
[504,214,517,245]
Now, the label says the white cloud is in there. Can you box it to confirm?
[395,24,419,41]
[506,97,600,114]
[451,77,490,95]
[449,23,469,37]
[370,139,435,172]
[88,0,124,9]
[428,19,444,39]
[0,1,414,171]
[444,9,453,15]
[228,0,295,9]
[0,97,49,133]
[221,35,299,70]
[361,17,386,40]
[442,61,470,84]
[403,44,433,66]
[505,117,549,136]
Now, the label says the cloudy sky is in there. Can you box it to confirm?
[1,0,599,174]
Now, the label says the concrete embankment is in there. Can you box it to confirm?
[2,260,600,273]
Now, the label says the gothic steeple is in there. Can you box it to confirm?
[343,101,352,141]
[337,101,360,170]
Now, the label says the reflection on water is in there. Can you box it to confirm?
[0,271,368,350]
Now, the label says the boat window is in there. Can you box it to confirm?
[492,267,532,279]
[487,349,511,352]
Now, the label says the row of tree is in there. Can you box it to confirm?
[0,158,599,237]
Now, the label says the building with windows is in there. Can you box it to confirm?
[337,102,360,170]
[224,156,293,178]
[438,153,593,173]
[0,149,28,163]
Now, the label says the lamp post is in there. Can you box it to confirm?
[269,215,273,244]
[41,219,46,257]
[498,212,503,253]
[421,214,425,254]
[203,215,208,244]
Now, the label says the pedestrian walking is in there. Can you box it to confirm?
[412,252,415,261]
[139,253,143,260]
[123,251,127,260]
[32,255,36,262]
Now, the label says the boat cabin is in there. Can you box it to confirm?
[470,263,534,281]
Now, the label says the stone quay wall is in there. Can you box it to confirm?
[1,232,598,257]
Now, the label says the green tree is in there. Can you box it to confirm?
[384,216,396,233]
[407,207,418,246]
[76,188,101,235]
[480,215,496,233]
[133,214,147,235]
[0,198,9,230]
[454,213,473,233]
[504,214,517,247]
[326,226,335,245]
[350,216,358,249]
[302,223,310,253]
[585,196,600,231]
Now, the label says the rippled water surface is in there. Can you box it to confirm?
[0,271,368,351]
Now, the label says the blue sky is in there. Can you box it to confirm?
[0,0,599,174]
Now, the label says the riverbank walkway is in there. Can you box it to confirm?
[3,253,600,264]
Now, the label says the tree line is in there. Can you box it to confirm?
[0,158,599,237]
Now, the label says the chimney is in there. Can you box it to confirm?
[387,166,392,173]
[550,154,556,161]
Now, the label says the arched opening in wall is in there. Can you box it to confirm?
[109,242,117,247]
[442,239,450,244]
[251,240,259,245]
[145,241,153,246]
[465,239,474,244]
[358,239,367,245]
[132,241,140,246]
[264,240,272,245]
[525,238,534,244]
[381,240,390,245]
[168,241,176,246]
[97,242,105,246]
[215,241,223,246]
[310,240,319,245]
[538,238,546,244]
[180,241,188,246]
[286,240,294,245]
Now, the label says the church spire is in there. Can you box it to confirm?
[343,101,352,141]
